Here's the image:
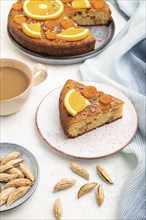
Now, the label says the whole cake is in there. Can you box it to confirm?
[8,0,112,57]
[59,80,124,138]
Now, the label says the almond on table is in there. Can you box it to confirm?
[77,182,98,199]
[54,198,63,220]
[96,184,104,206]
[70,162,89,180]
[53,178,76,192]
[96,165,114,184]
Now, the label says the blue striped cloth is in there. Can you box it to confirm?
[80,1,146,219]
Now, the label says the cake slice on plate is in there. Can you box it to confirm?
[59,80,124,138]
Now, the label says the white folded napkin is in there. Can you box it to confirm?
[80,1,146,219]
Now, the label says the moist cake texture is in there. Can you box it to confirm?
[59,80,124,138]
[8,0,112,56]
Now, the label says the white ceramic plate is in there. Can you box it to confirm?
[36,82,138,159]
[0,143,39,212]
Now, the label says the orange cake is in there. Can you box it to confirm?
[8,0,112,57]
[59,80,124,138]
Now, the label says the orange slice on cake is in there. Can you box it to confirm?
[72,0,91,9]
[56,27,89,41]
[23,0,64,20]
[22,23,41,38]
[64,89,90,116]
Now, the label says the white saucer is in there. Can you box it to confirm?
[36,82,138,159]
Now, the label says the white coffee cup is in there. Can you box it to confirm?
[0,58,47,116]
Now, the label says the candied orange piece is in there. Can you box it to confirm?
[93,1,105,9]
[82,86,98,99]
[90,0,104,3]
[12,2,23,10]
[46,31,57,40]
[61,18,74,28]
[99,94,112,104]
[45,20,60,29]
[62,0,72,2]
[14,15,26,24]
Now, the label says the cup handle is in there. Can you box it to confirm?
[32,63,48,86]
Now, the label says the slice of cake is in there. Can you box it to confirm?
[59,80,124,138]
[64,0,112,26]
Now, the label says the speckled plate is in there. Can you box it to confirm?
[36,82,138,159]
[0,143,39,212]
[7,20,115,65]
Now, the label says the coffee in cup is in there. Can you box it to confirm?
[0,58,33,116]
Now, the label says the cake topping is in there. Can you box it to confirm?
[90,0,105,9]
[99,94,112,104]
[93,1,105,9]
[72,0,91,9]
[45,19,60,29]
[56,27,89,41]
[62,0,72,3]
[46,30,57,40]
[82,86,99,99]
[23,0,64,20]
[22,23,41,38]
[61,18,74,28]
[12,2,23,11]
[64,89,90,116]
[14,15,26,24]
